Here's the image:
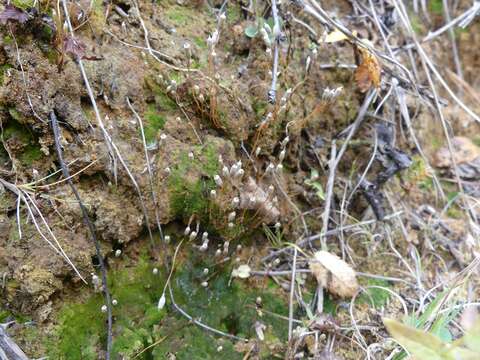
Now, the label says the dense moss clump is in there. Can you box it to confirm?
[143,104,167,144]
[44,249,288,359]
[167,142,219,222]
[2,116,43,165]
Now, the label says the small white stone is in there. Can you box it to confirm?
[101,305,107,313]
[114,249,122,257]
[153,268,159,275]
[112,299,118,306]
[201,281,208,287]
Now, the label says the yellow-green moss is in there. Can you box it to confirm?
[89,0,106,32]
[226,4,242,23]
[410,13,425,34]
[145,75,178,110]
[404,155,433,190]
[252,99,268,119]
[166,6,193,26]
[11,0,35,10]
[194,36,207,49]
[0,64,12,85]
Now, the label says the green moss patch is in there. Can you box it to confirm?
[46,248,288,359]
[166,6,194,26]
[429,0,443,15]
[2,117,43,165]
[168,142,219,221]
[193,36,207,49]
[46,256,166,359]
[11,0,35,10]
[143,104,166,144]
[0,64,12,85]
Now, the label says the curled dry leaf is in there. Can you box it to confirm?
[309,251,359,298]
[354,45,381,92]
[322,29,349,43]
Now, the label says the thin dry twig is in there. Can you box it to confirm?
[50,111,113,359]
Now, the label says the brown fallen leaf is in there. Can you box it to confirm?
[309,251,359,298]
[355,45,381,92]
